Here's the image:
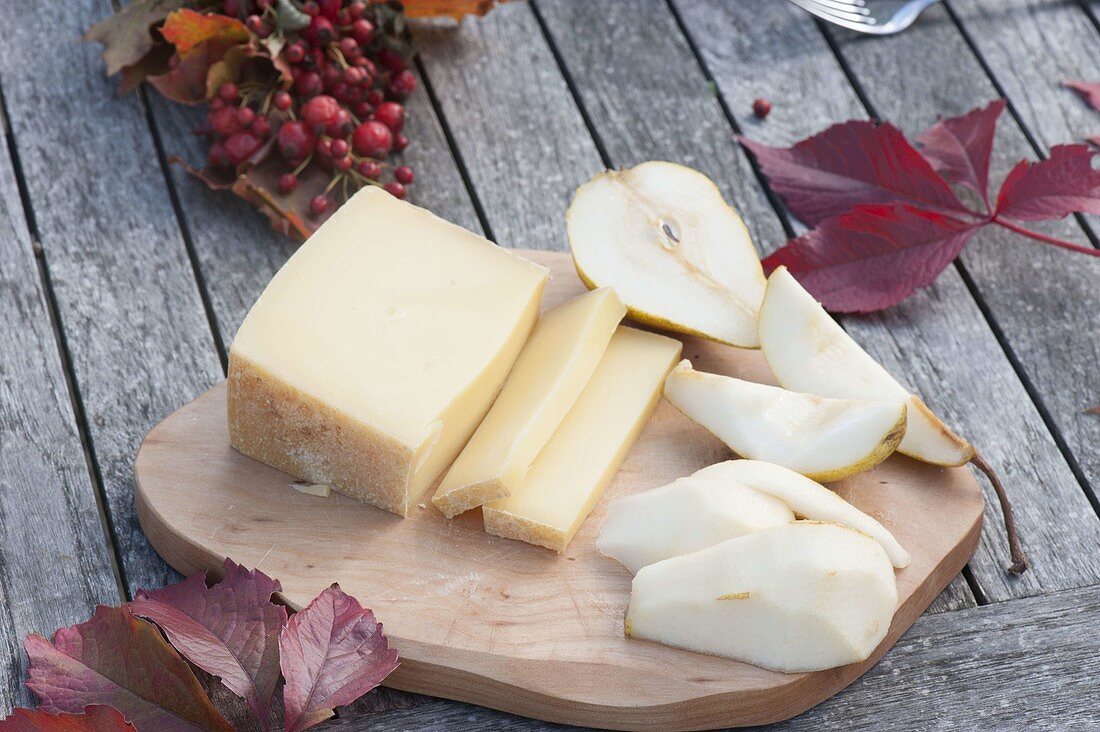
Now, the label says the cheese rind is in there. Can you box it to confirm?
[227,187,548,516]
[482,327,682,551]
[432,288,626,518]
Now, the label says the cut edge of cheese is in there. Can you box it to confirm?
[482,326,682,552]
[432,288,626,518]
[227,187,548,516]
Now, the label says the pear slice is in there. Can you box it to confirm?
[627,522,898,673]
[664,360,906,482]
[566,161,766,348]
[694,460,910,568]
[597,472,793,574]
[758,266,974,467]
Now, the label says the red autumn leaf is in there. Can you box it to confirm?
[739,120,972,226]
[763,203,980,313]
[403,0,511,18]
[916,99,1006,207]
[25,606,232,732]
[129,559,287,730]
[158,9,248,55]
[0,706,134,731]
[1064,80,1100,113]
[994,144,1100,221]
[280,584,399,732]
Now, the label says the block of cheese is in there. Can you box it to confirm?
[482,327,682,551]
[432,288,626,518]
[227,187,548,516]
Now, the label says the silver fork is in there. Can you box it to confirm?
[789,0,943,35]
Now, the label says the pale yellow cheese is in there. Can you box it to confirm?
[482,327,682,551]
[227,187,548,516]
[432,288,626,518]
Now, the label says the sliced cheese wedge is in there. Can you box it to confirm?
[483,327,682,552]
[432,288,626,518]
[228,187,548,516]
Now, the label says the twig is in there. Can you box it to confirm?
[971,452,1029,575]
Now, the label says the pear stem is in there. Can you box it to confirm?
[971,452,1029,575]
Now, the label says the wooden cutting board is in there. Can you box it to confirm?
[134,250,984,730]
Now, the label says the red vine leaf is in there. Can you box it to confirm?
[280,584,399,732]
[25,606,232,731]
[83,0,186,76]
[916,99,1006,207]
[0,706,134,731]
[146,10,251,104]
[130,559,287,730]
[739,120,971,226]
[158,9,248,54]
[762,204,981,312]
[1064,80,1100,113]
[994,144,1100,222]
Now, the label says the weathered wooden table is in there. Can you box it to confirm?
[2,0,1099,729]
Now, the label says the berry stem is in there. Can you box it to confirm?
[971,452,1028,575]
[992,217,1100,257]
[291,154,314,177]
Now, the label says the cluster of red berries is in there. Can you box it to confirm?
[201,0,416,217]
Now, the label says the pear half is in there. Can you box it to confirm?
[664,360,906,482]
[597,471,793,574]
[759,267,974,467]
[695,460,910,568]
[566,161,766,348]
[627,522,898,673]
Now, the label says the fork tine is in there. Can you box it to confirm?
[806,0,870,13]
[790,0,877,27]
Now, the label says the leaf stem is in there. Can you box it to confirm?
[992,217,1100,257]
[971,452,1029,575]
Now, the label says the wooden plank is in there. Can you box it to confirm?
[672,0,1100,602]
[0,117,121,713]
[323,584,1100,730]
[413,6,604,249]
[809,1,1100,591]
[147,67,480,350]
[0,0,224,596]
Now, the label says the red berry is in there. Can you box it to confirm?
[278,173,298,194]
[366,89,384,106]
[302,1,319,16]
[245,15,269,37]
[343,66,363,85]
[354,57,377,76]
[295,70,323,97]
[316,137,334,159]
[319,0,341,21]
[310,195,330,216]
[387,70,416,100]
[223,0,241,16]
[352,120,393,157]
[208,141,232,168]
[273,91,293,111]
[339,37,361,59]
[210,106,242,136]
[256,0,273,9]
[209,96,226,111]
[250,114,272,137]
[354,101,375,118]
[348,1,367,19]
[322,66,342,90]
[351,18,375,45]
[325,108,354,137]
[285,43,306,64]
[373,102,405,133]
[334,155,353,172]
[752,98,772,119]
[224,131,262,164]
[331,83,350,104]
[236,106,256,126]
[331,138,349,157]
[305,16,336,46]
[384,182,406,199]
[218,82,239,102]
[302,95,340,128]
[378,48,407,73]
[394,165,414,185]
[357,160,382,179]
[394,133,409,152]
[277,120,317,164]
[337,9,352,25]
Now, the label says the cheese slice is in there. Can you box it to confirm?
[227,187,548,516]
[482,327,682,551]
[432,288,626,518]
